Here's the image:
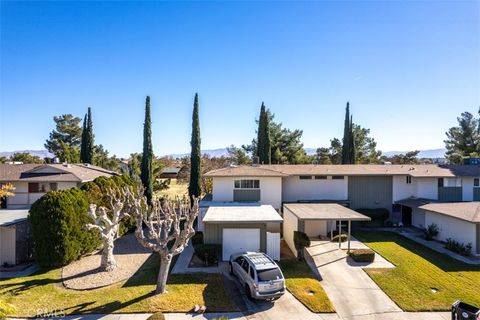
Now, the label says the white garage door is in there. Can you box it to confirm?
[222,228,260,261]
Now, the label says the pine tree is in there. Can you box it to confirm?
[189,93,202,201]
[256,102,271,164]
[80,114,87,163]
[85,107,94,164]
[342,102,353,164]
[349,115,356,164]
[141,96,154,205]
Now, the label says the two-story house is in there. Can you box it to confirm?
[202,164,480,259]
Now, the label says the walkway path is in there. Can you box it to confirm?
[171,242,219,274]
[305,240,402,319]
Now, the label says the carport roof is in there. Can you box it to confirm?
[0,209,29,226]
[203,205,283,223]
[284,203,371,221]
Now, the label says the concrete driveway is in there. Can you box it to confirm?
[305,240,402,319]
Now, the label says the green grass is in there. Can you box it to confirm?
[0,254,238,317]
[354,231,480,311]
[278,259,335,313]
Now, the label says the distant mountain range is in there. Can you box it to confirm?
[0,148,447,161]
[0,150,54,159]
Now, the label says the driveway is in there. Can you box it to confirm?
[305,240,402,319]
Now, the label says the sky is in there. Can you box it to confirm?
[1,1,479,158]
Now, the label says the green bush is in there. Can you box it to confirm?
[191,231,204,246]
[194,244,220,265]
[81,175,138,235]
[332,234,348,243]
[293,231,310,250]
[356,208,390,225]
[445,238,472,256]
[424,223,439,240]
[29,188,100,268]
[349,249,375,262]
[147,312,165,320]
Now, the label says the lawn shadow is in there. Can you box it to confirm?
[0,269,60,295]
[354,231,480,273]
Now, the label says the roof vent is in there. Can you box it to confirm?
[252,156,260,167]
[384,161,392,165]
[84,163,91,167]
[312,160,318,165]
[62,162,71,168]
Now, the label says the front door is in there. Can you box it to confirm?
[401,206,412,226]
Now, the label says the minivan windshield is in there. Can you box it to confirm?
[257,268,283,281]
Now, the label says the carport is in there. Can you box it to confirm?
[283,203,371,256]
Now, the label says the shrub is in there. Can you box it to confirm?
[332,234,348,243]
[29,188,101,268]
[424,223,439,240]
[147,312,165,320]
[356,208,390,226]
[194,244,221,265]
[349,249,375,262]
[191,231,204,246]
[81,175,138,235]
[293,231,310,249]
[445,238,472,256]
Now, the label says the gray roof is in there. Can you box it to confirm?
[203,205,283,223]
[0,210,29,226]
[397,198,480,223]
[284,203,371,221]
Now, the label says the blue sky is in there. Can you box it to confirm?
[1,1,479,158]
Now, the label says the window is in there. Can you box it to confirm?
[443,178,462,187]
[315,175,327,180]
[234,180,260,189]
[249,266,255,279]
[332,176,344,180]
[241,260,249,273]
[50,183,58,191]
[28,183,39,193]
[475,178,479,187]
[299,175,312,180]
[257,268,283,281]
[406,176,412,184]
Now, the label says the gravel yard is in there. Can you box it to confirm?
[62,232,152,290]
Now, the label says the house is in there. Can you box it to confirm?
[202,164,480,259]
[0,209,31,266]
[159,167,181,179]
[0,163,117,209]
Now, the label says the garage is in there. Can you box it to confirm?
[202,205,283,261]
[222,228,260,260]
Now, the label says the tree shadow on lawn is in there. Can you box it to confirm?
[354,231,480,273]
[0,269,61,296]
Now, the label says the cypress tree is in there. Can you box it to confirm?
[80,114,87,163]
[188,93,202,201]
[85,107,94,164]
[342,102,352,164]
[141,96,154,205]
[349,115,356,164]
[256,102,271,164]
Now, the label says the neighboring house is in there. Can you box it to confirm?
[0,209,31,266]
[159,167,181,179]
[202,164,480,258]
[0,163,116,209]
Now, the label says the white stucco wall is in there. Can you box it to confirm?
[304,220,327,237]
[462,177,474,201]
[282,176,348,202]
[416,178,438,200]
[411,208,426,228]
[0,226,16,265]
[211,176,282,209]
[283,207,298,257]
[392,176,416,201]
[425,211,477,254]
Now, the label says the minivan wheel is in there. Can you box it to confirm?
[245,284,252,299]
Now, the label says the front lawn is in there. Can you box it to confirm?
[354,231,480,311]
[0,254,237,317]
[278,259,335,313]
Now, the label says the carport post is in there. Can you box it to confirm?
[338,220,342,248]
[347,220,351,253]
[330,221,334,240]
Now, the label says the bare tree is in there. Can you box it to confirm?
[86,188,130,272]
[127,187,199,294]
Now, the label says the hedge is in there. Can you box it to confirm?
[349,249,375,262]
[29,188,100,267]
[194,244,221,265]
[191,231,204,246]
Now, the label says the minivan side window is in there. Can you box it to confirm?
[249,266,255,279]
[241,260,249,273]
